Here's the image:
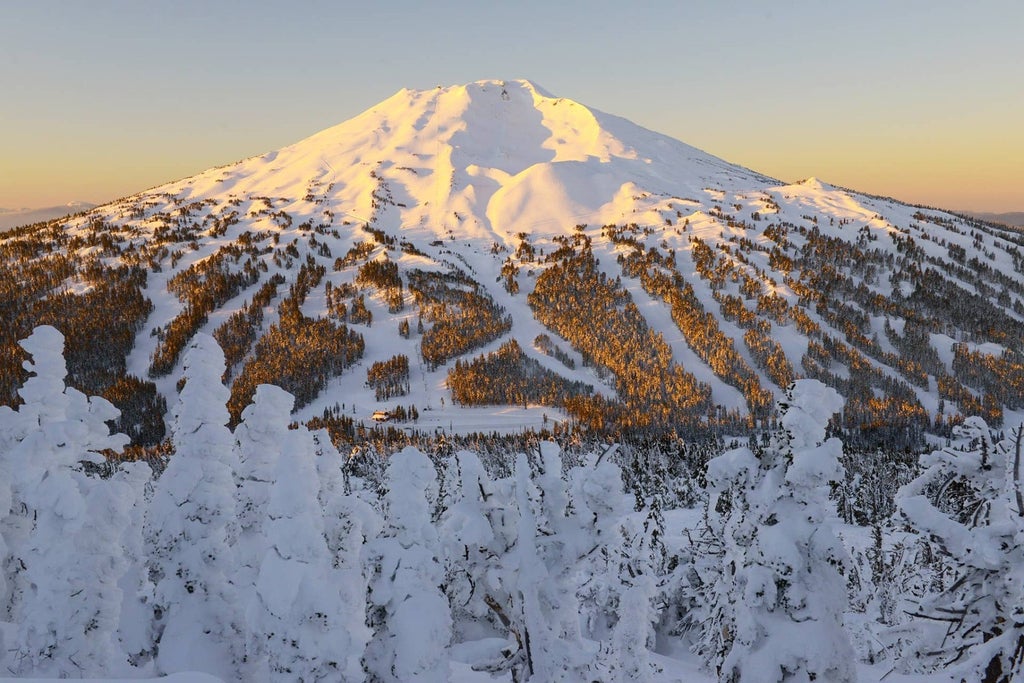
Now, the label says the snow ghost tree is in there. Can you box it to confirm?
[693,379,855,683]
[2,325,134,677]
[144,333,242,680]
[112,459,157,668]
[0,324,74,620]
[235,384,295,581]
[569,449,657,682]
[247,405,353,682]
[312,426,379,661]
[898,417,1024,682]
[440,449,501,641]
[506,448,592,682]
[364,446,452,682]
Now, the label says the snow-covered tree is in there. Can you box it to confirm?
[609,567,658,683]
[440,449,501,640]
[0,326,69,624]
[235,384,294,580]
[145,333,242,679]
[0,403,21,624]
[2,325,134,677]
[898,417,1024,682]
[570,448,633,632]
[312,426,379,663]
[693,379,855,683]
[112,459,158,668]
[247,416,352,681]
[363,446,452,682]
[506,447,592,681]
[570,448,659,683]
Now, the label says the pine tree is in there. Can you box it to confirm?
[235,384,294,581]
[0,403,21,625]
[312,426,379,664]
[112,460,157,668]
[898,417,1024,682]
[363,446,452,682]
[571,447,627,636]
[440,449,501,641]
[609,568,658,683]
[693,379,855,682]
[145,333,242,679]
[4,326,133,676]
[569,448,659,682]
[508,447,592,681]
[247,418,351,681]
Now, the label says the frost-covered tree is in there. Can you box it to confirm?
[507,447,592,681]
[363,446,451,682]
[235,384,294,581]
[2,326,134,677]
[0,327,68,624]
[898,417,1024,682]
[112,459,157,668]
[569,449,634,632]
[693,379,855,683]
[570,449,658,683]
[313,426,379,662]
[0,443,9,670]
[440,449,502,640]
[247,415,352,681]
[609,567,658,683]
[0,404,21,624]
[145,333,242,679]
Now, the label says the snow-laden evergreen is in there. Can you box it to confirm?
[508,449,593,681]
[144,334,243,680]
[363,446,452,682]
[3,326,134,677]
[897,417,1024,682]
[693,379,856,683]
[247,404,352,681]
[113,459,158,668]
[311,427,380,668]
[440,449,505,642]
[234,383,294,594]
[570,449,633,640]
[574,450,661,682]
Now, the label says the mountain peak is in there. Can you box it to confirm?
[161,78,770,242]
[418,78,554,97]
[801,176,829,188]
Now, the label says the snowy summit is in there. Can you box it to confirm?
[166,79,773,242]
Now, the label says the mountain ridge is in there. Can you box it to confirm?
[0,201,96,231]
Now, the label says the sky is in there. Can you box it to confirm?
[2,0,1021,213]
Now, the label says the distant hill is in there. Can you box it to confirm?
[964,211,1024,228]
[0,202,96,231]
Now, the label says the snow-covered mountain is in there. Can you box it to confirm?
[3,79,1024,449]
[157,79,772,241]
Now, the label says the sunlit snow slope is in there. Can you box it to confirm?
[167,79,771,241]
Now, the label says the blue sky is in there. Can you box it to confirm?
[2,0,1021,211]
